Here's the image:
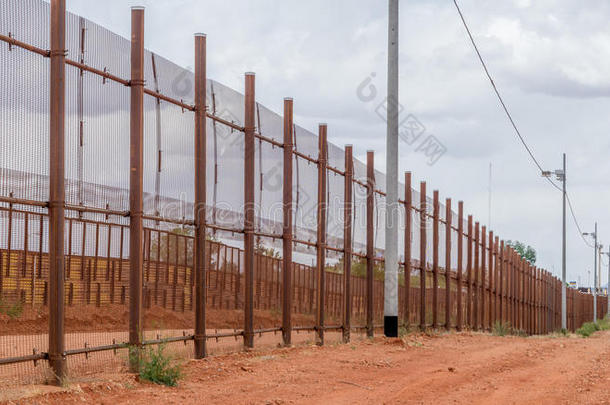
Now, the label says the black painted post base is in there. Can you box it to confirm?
[384,315,398,337]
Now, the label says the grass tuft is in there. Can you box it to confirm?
[135,344,182,387]
[491,321,511,337]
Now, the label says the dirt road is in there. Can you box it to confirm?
[5,330,610,404]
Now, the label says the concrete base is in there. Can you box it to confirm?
[384,315,398,337]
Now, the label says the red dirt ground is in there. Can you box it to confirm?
[4,330,610,404]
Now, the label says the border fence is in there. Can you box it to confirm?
[0,0,608,385]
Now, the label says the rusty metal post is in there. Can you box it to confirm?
[366,151,375,338]
[193,33,207,358]
[343,145,353,343]
[456,201,464,331]
[404,172,412,327]
[244,72,256,349]
[49,0,67,382]
[432,190,439,328]
[507,248,512,326]
[282,98,294,346]
[316,124,328,345]
[445,198,452,330]
[473,222,480,330]
[128,7,145,372]
[419,182,427,330]
[488,232,494,328]
[499,240,504,322]
[493,235,499,325]
[466,215,473,328]
[480,226,486,329]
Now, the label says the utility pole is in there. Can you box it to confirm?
[607,246,610,315]
[594,224,598,323]
[384,0,399,337]
[584,223,598,322]
[542,153,566,329]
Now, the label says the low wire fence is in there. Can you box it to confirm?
[0,0,607,385]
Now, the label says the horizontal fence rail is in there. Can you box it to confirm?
[0,0,607,385]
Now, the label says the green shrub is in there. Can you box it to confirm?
[492,321,511,337]
[137,344,182,387]
[576,322,600,338]
[597,317,610,331]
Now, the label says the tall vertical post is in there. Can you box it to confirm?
[343,145,353,343]
[129,6,145,372]
[466,215,473,328]
[404,172,412,327]
[244,72,256,348]
[193,33,207,358]
[384,0,400,338]
[593,222,597,323]
[607,246,610,316]
[480,226,486,330]
[445,198,452,330]
[499,240,504,322]
[419,182,427,330]
[456,201,464,331]
[282,98,294,346]
[432,190,439,328]
[473,222,480,330]
[561,153,567,329]
[366,151,375,338]
[49,0,67,382]
[316,124,328,345]
[488,231,493,328]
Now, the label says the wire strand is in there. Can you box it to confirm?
[452,0,593,249]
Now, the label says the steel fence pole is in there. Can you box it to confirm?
[128,5,145,372]
[432,191,439,329]
[282,98,294,346]
[488,232,494,328]
[316,125,328,345]
[404,173,412,328]
[473,222,480,330]
[366,151,375,337]
[498,240,506,323]
[456,201,464,331]
[343,145,353,343]
[244,72,256,349]
[193,33,207,358]
[481,226,486,330]
[444,198,451,330]
[49,0,67,382]
[419,182,427,330]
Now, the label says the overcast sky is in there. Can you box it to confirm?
[63,0,610,287]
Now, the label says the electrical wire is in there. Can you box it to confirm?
[452,0,594,249]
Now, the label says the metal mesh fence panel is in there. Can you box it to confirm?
[0,0,604,385]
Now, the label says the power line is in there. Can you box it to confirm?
[452,0,546,175]
[566,193,594,248]
[452,0,593,249]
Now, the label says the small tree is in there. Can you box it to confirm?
[506,240,536,264]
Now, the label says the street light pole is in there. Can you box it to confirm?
[542,153,567,329]
[607,246,610,315]
[561,153,567,330]
[584,223,598,322]
[594,223,598,323]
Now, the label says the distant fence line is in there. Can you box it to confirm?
[0,0,607,385]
